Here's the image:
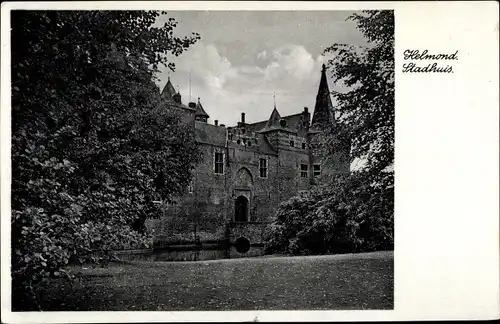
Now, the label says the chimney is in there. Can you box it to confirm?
[304,107,309,113]
[188,102,196,109]
[241,112,246,124]
[220,124,225,127]
[215,120,218,126]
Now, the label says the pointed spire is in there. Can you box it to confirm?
[264,106,282,130]
[195,97,209,119]
[311,63,334,127]
[273,92,276,109]
[161,77,177,101]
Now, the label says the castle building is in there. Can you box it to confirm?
[148,64,349,255]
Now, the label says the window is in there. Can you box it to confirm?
[259,158,268,178]
[300,164,308,178]
[188,180,194,194]
[313,164,321,177]
[301,142,306,149]
[215,152,224,174]
[290,140,295,147]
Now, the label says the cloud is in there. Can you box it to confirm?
[257,50,268,60]
[266,45,316,79]
[157,42,335,126]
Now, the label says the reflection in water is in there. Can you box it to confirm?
[115,246,264,262]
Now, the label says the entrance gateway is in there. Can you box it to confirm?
[234,195,248,222]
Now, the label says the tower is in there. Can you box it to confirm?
[311,64,334,129]
[308,64,350,177]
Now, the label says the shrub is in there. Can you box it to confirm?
[264,173,393,255]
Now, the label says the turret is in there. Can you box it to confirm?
[160,76,177,102]
[194,97,209,123]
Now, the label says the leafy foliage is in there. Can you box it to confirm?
[265,10,394,255]
[324,10,394,180]
[11,10,200,307]
[265,174,393,255]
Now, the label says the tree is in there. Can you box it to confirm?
[11,10,201,309]
[324,10,394,184]
[265,174,393,255]
[265,10,394,256]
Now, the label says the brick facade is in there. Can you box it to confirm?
[147,65,349,252]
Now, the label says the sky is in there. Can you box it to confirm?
[155,11,367,126]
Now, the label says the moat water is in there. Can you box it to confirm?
[114,245,265,262]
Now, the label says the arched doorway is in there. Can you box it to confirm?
[235,196,248,222]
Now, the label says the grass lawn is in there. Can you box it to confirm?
[28,251,393,311]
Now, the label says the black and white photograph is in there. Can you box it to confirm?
[2,1,499,322]
[7,7,394,312]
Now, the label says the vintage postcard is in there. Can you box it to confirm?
[1,1,498,323]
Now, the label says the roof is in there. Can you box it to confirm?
[160,78,177,101]
[195,121,226,146]
[259,107,286,133]
[160,78,195,111]
[256,133,278,155]
[266,108,281,128]
[238,111,309,135]
[194,121,278,155]
[195,98,210,118]
[245,120,268,132]
[311,64,334,126]
[280,113,309,131]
